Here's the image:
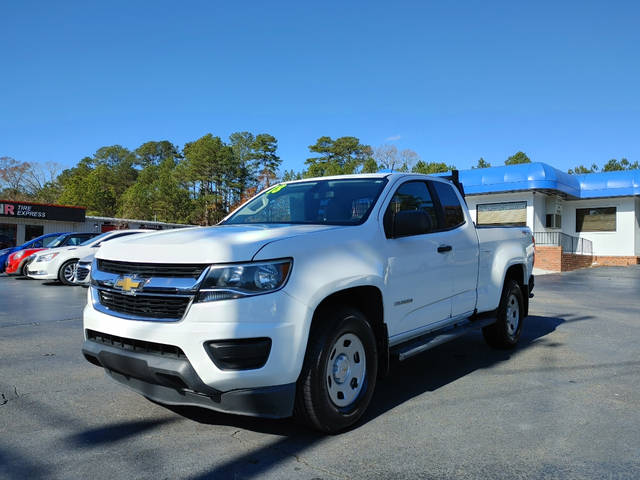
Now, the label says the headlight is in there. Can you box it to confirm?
[36,252,59,262]
[196,259,292,302]
[12,251,25,261]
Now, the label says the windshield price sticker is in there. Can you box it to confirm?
[267,184,286,195]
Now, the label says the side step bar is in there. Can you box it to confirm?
[391,317,496,361]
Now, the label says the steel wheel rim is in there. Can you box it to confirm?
[506,293,520,336]
[326,333,366,408]
[63,262,77,282]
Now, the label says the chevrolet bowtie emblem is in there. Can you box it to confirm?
[115,276,143,293]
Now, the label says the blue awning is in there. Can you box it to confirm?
[451,163,640,199]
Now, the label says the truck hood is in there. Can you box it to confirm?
[95,224,343,264]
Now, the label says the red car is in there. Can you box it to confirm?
[5,248,46,276]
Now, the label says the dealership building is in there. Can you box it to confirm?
[458,163,640,270]
[0,200,189,248]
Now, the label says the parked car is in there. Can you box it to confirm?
[0,232,72,273]
[82,172,535,433]
[73,232,149,286]
[73,255,93,286]
[5,248,47,276]
[27,230,152,285]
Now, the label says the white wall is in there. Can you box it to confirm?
[532,192,548,231]
[563,197,637,256]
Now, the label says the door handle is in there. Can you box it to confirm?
[437,245,452,253]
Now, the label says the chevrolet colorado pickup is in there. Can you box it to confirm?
[82,172,534,433]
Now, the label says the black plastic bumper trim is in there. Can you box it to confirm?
[82,339,295,419]
[204,337,272,370]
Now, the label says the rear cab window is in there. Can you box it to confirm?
[430,181,465,229]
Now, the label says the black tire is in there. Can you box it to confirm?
[295,306,378,433]
[483,279,524,349]
[58,259,78,285]
[19,260,29,277]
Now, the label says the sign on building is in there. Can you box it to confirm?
[0,200,86,223]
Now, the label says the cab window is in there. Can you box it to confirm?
[431,181,465,229]
[383,181,438,237]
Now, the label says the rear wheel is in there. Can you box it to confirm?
[58,259,78,285]
[295,306,377,433]
[483,279,524,349]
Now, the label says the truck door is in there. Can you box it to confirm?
[429,180,479,317]
[382,180,452,338]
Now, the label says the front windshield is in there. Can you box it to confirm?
[79,232,110,246]
[223,178,388,226]
[47,235,67,248]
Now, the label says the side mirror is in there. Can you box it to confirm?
[392,210,433,238]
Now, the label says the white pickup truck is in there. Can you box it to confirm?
[82,172,534,433]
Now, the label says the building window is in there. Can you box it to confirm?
[476,201,527,226]
[25,225,44,242]
[546,214,562,229]
[0,223,17,248]
[576,207,616,232]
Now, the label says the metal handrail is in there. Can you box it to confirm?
[533,231,593,255]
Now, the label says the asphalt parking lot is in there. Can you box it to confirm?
[1,268,639,480]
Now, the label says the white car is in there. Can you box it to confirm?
[83,173,534,432]
[73,254,94,286]
[28,229,152,285]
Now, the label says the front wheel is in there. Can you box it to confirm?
[58,259,78,285]
[483,279,524,349]
[295,306,378,433]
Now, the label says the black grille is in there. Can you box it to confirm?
[98,289,191,319]
[76,265,90,282]
[97,259,207,278]
[86,329,186,359]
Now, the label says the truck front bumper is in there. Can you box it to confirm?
[82,287,312,418]
[82,338,296,418]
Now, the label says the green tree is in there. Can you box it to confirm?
[305,136,374,177]
[505,151,531,165]
[251,133,281,188]
[120,157,192,223]
[361,157,379,173]
[411,161,455,174]
[56,146,137,216]
[281,169,303,182]
[568,164,599,175]
[229,132,256,199]
[182,134,235,224]
[135,141,180,168]
[472,157,491,169]
[602,158,639,171]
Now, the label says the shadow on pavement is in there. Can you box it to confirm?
[153,314,570,479]
[69,418,179,447]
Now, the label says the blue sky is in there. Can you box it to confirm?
[2,0,639,174]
